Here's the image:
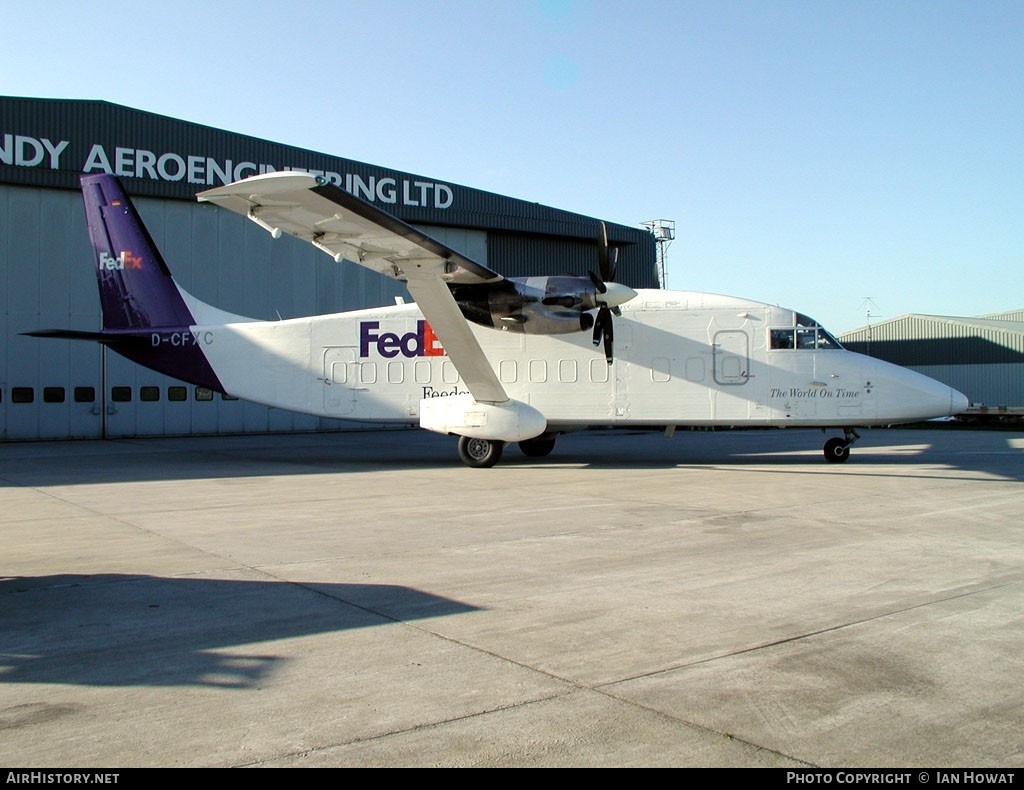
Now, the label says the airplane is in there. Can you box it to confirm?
[27,172,969,467]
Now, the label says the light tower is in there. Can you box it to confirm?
[641,219,675,288]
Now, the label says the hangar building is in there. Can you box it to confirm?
[839,310,1024,410]
[1,97,658,441]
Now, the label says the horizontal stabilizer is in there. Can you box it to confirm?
[22,329,151,346]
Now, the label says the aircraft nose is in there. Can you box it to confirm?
[877,363,972,421]
[950,387,969,416]
[927,381,970,419]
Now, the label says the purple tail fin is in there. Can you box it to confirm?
[82,174,197,330]
[26,175,226,392]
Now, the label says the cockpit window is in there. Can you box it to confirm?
[771,329,795,349]
[771,313,843,350]
[814,328,842,349]
[797,328,818,349]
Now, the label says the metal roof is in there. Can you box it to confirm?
[839,313,1024,366]
[2,95,655,286]
[1,96,656,283]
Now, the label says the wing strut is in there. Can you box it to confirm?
[403,272,508,404]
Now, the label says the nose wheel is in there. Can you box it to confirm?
[823,429,860,463]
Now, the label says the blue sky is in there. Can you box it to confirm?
[3,0,1021,331]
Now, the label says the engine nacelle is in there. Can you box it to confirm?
[502,305,594,335]
[419,394,547,442]
[451,276,599,335]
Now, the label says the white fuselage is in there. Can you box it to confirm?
[187,289,965,430]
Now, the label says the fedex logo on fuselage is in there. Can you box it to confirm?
[359,320,445,358]
[99,250,143,270]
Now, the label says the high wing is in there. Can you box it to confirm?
[197,172,509,404]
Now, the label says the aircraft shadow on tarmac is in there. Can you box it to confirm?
[0,574,478,689]
[552,427,1024,482]
[0,427,1020,483]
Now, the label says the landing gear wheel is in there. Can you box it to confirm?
[518,436,556,457]
[457,436,504,468]
[823,437,851,463]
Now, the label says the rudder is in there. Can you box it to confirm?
[82,173,197,330]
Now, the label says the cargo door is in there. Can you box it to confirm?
[711,329,751,421]
[713,330,749,385]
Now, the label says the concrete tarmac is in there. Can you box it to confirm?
[2,426,1022,767]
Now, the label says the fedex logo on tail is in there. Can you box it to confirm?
[360,320,445,358]
[98,250,143,270]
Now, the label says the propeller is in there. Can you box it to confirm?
[592,300,615,363]
[597,221,616,285]
[589,222,636,363]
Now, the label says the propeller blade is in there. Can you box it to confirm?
[587,223,633,363]
[602,308,614,363]
[595,222,620,287]
[591,305,615,363]
[598,221,611,282]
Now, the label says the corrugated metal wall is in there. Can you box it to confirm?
[841,316,1024,364]
[980,309,1024,322]
[488,232,658,287]
[910,364,1023,408]
[840,315,1024,407]
[2,96,657,282]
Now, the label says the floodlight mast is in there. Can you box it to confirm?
[641,219,675,288]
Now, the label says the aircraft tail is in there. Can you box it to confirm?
[25,174,226,392]
[81,173,196,330]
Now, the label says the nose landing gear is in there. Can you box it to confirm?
[823,428,860,464]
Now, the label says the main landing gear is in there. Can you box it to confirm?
[823,428,860,464]
[517,435,557,458]
[456,434,559,467]
[457,436,505,468]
